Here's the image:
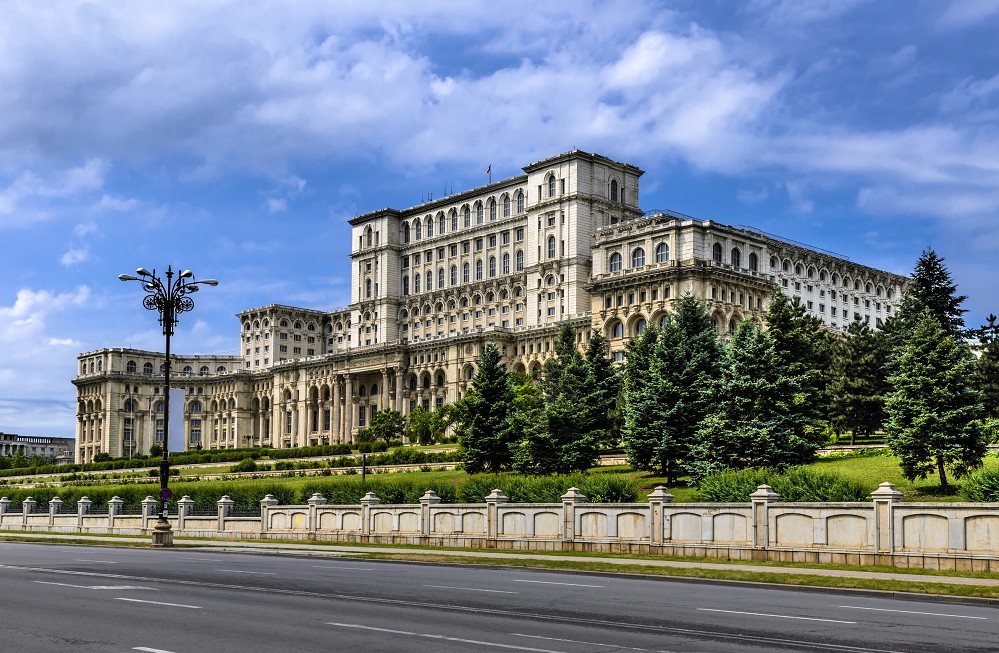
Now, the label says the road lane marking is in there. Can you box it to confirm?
[838,605,987,620]
[311,565,376,571]
[116,598,202,609]
[514,579,603,588]
[74,559,118,564]
[326,622,565,652]
[425,584,518,594]
[33,581,157,591]
[133,648,177,653]
[216,569,276,575]
[512,633,668,652]
[696,608,856,624]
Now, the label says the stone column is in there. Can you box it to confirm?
[177,495,194,531]
[260,494,279,533]
[485,489,508,539]
[420,490,441,537]
[395,369,405,413]
[307,492,327,537]
[381,370,390,414]
[140,495,158,530]
[871,482,903,555]
[360,491,379,536]
[647,485,674,546]
[22,497,36,528]
[561,488,586,543]
[332,376,342,443]
[344,375,354,441]
[108,496,123,529]
[77,496,92,529]
[0,496,8,524]
[750,484,779,550]
[48,497,62,527]
[217,495,234,532]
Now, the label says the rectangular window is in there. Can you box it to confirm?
[515,228,524,241]
[413,253,420,264]
[402,256,409,268]
[449,244,457,256]
[463,241,470,254]
[488,234,497,247]
[358,406,366,427]
[476,238,483,251]
[502,231,510,245]
[438,247,445,260]
[547,215,556,226]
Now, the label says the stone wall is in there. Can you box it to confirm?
[3,483,998,571]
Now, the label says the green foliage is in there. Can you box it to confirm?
[456,342,518,473]
[149,444,162,457]
[765,289,831,421]
[622,294,724,485]
[975,314,999,419]
[92,452,113,463]
[828,320,891,440]
[886,312,988,488]
[407,406,449,445]
[960,466,999,502]
[585,332,622,442]
[897,247,967,338]
[514,324,609,474]
[231,458,258,473]
[356,408,406,443]
[698,467,870,502]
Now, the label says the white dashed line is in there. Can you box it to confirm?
[838,605,988,620]
[33,581,156,591]
[424,584,518,594]
[697,608,856,624]
[74,559,118,564]
[326,622,566,652]
[116,598,202,609]
[513,579,603,588]
[216,569,276,575]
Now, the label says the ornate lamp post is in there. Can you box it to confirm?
[119,266,217,546]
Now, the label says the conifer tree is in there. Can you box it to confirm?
[828,320,891,443]
[456,342,516,473]
[885,313,987,489]
[622,294,723,485]
[585,332,621,442]
[765,289,831,420]
[974,314,999,420]
[514,324,606,474]
[898,247,967,337]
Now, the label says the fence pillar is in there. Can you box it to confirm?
[176,496,194,531]
[561,488,586,543]
[0,497,8,523]
[484,489,507,539]
[360,492,380,536]
[217,496,235,532]
[140,496,158,530]
[871,482,903,554]
[22,497,35,528]
[750,485,779,550]
[76,496,92,529]
[647,486,674,546]
[307,493,327,536]
[260,494,278,533]
[419,490,441,537]
[107,496,123,529]
[48,497,62,527]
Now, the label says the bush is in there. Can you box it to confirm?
[698,467,870,502]
[961,467,999,501]
[231,458,258,473]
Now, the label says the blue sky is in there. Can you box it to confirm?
[2,0,998,437]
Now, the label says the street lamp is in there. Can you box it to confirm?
[119,266,218,547]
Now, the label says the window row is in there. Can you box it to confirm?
[710,243,759,271]
[402,254,525,294]
[400,193,526,244]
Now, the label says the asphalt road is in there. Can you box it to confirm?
[0,543,996,652]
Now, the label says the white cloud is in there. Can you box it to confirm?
[60,247,90,266]
[939,74,999,113]
[74,221,98,237]
[0,159,108,228]
[94,194,139,212]
[267,198,287,213]
[937,0,999,29]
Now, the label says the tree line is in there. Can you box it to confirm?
[454,247,998,488]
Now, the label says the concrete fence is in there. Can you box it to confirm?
[2,482,998,571]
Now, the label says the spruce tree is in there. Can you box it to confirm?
[828,320,891,443]
[974,314,999,420]
[898,247,967,337]
[585,332,622,442]
[456,342,516,473]
[765,289,831,421]
[514,324,606,474]
[885,312,987,489]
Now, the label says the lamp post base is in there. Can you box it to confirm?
[150,517,174,547]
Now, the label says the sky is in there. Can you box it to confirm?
[2,0,998,438]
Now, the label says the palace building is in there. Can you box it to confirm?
[73,150,907,463]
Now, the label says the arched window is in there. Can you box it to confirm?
[631,247,645,268]
[450,210,458,231]
[731,248,741,269]
[476,203,483,224]
[612,321,624,338]
[463,206,471,227]
[426,271,432,291]
[123,398,135,412]
[502,252,510,274]
[200,365,210,375]
[610,179,619,202]
[463,262,470,283]
[609,252,623,272]
[489,256,496,277]
[190,401,202,413]
[516,250,524,271]
[436,373,445,387]
[143,362,153,375]
[475,259,483,280]
[425,216,433,237]
[439,214,446,235]
[216,365,226,374]
[414,220,422,240]
[414,274,421,293]
[438,268,445,288]
[547,235,556,259]
[635,318,647,335]
[548,175,556,197]
[450,265,457,286]
[183,365,193,374]
[489,199,497,221]
[365,278,372,298]
[402,222,410,243]
[655,242,669,263]
[729,319,737,335]
[502,196,510,217]
[712,243,723,263]
[749,252,758,272]
[516,192,525,213]
[126,360,137,374]
[402,275,409,295]
[365,226,372,247]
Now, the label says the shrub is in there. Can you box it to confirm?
[231,458,258,473]
[961,467,999,501]
[698,467,869,502]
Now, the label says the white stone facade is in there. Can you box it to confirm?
[73,150,907,462]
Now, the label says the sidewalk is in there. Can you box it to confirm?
[4,531,999,590]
